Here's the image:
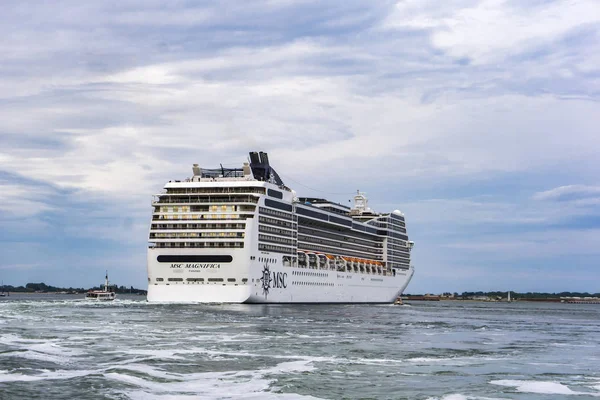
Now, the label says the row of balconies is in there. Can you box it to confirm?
[258,224,296,238]
[151,242,245,248]
[150,223,246,230]
[298,234,383,254]
[298,242,383,261]
[152,213,253,221]
[150,232,245,239]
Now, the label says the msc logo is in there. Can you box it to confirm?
[259,262,287,298]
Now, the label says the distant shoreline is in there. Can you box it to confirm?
[403,296,600,304]
[2,292,146,295]
[1,283,147,296]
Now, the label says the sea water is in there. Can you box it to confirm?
[0,294,599,399]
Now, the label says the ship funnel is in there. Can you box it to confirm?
[260,152,269,165]
[249,152,260,165]
[248,151,284,186]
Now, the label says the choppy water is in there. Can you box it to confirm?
[1,295,599,399]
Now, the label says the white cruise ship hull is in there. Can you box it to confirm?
[147,248,414,303]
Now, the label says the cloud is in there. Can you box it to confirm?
[533,185,600,202]
[0,183,56,218]
[0,263,42,271]
[384,0,600,65]
[443,228,600,257]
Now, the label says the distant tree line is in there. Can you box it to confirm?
[460,291,600,299]
[1,282,147,295]
[406,291,600,298]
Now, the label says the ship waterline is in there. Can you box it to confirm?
[147,151,415,303]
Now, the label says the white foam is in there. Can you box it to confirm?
[125,390,321,400]
[407,354,505,366]
[0,333,47,345]
[28,342,85,357]
[0,368,97,383]
[490,380,600,396]
[262,360,316,374]
[212,333,264,342]
[104,358,324,399]
[105,368,268,397]
[353,357,404,366]
[407,357,464,365]
[270,354,339,364]
[110,348,187,361]
[110,363,181,380]
[116,347,340,366]
[0,334,87,365]
[590,377,600,387]
[4,350,67,364]
[426,396,508,400]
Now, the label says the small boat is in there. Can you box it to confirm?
[0,281,7,297]
[85,272,116,301]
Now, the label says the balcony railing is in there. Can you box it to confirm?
[152,198,259,205]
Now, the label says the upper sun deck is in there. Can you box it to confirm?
[161,151,292,192]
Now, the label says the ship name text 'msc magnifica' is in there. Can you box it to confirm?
[147,151,415,303]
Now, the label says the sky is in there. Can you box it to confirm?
[1,0,599,294]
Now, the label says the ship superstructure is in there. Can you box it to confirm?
[147,151,414,303]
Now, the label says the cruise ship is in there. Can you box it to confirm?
[147,151,415,303]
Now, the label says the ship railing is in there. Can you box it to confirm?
[152,198,259,205]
